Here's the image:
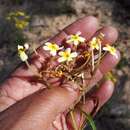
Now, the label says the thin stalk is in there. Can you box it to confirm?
[70,110,79,130]
[91,49,95,72]
[96,42,102,67]
[81,118,86,130]
[80,109,96,130]
[72,55,90,75]
[25,60,41,77]
[81,73,86,104]
[25,60,36,75]
[79,112,84,130]
[32,43,38,55]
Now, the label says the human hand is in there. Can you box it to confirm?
[0,16,120,130]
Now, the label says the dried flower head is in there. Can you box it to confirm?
[83,51,91,58]
[58,48,78,63]
[50,70,63,77]
[66,31,85,46]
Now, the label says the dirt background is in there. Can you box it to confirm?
[0,0,130,130]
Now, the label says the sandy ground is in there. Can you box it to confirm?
[0,0,130,129]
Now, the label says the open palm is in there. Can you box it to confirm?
[0,16,120,130]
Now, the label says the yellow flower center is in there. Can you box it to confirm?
[90,37,101,50]
[72,35,79,40]
[110,47,116,53]
[58,48,77,62]
[63,52,70,59]
[18,48,25,53]
[48,44,58,51]
[91,42,98,49]
[18,49,28,61]
[92,42,97,47]
[103,44,117,58]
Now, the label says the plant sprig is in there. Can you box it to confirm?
[17,31,118,130]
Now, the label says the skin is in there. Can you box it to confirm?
[0,16,120,130]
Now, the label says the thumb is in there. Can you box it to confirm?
[0,82,79,130]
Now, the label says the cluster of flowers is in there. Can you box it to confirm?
[17,31,117,130]
[7,11,30,30]
[18,31,117,65]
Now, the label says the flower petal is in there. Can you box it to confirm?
[96,45,100,50]
[103,47,109,51]
[66,39,73,43]
[58,57,66,62]
[67,57,73,61]
[50,51,57,56]
[70,52,78,58]
[58,51,64,56]
[76,31,81,36]
[67,35,71,39]
[79,37,85,42]
[43,46,49,50]
[18,45,24,50]
[73,40,79,46]
[66,48,71,53]
[20,52,28,61]
[59,46,64,50]
[45,42,51,46]
[24,43,29,50]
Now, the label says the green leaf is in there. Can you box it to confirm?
[81,110,96,130]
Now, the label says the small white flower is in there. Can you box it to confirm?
[18,44,28,61]
[103,44,118,58]
[89,37,101,50]
[58,48,78,63]
[66,31,85,46]
[43,42,62,56]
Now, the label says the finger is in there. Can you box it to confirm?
[44,26,119,88]
[28,26,117,72]
[63,27,119,130]
[35,16,99,57]
[63,16,99,40]
[95,26,118,45]
[82,80,114,113]
[0,83,79,130]
[88,50,120,88]
[34,16,99,68]
[85,26,120,88]
[0,16,99,112]
[66,80,114,130]
[44,26,119,85]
